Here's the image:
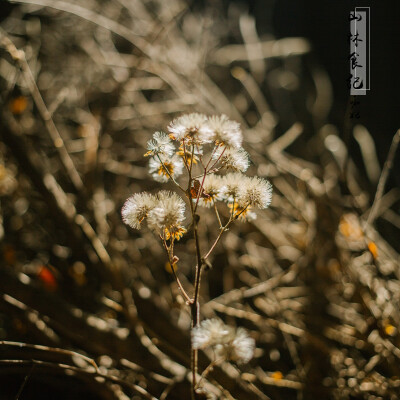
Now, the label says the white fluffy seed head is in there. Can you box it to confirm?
[237,176,272,209]
[192,319,255,364]
[192,318,232,350]
[146,131,175,157]
[214,147,250,172]
[168,113,213,145]
[148,154,184,183]
[147,191,186,233]
[220,172,245,202]
[220,327,255,364]
[198,174,224,208]
[121,192,156,229]
[208,114,243,148]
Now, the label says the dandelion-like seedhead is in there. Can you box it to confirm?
[145,131,175,157]
[192,319,255,364]
[148,154,184,183]
[121,191,186,240]
[221,327,256,364]
[220,172,242,202]
[214,147,250,172]
[197,174,224,208]
[148,191,187,239]
[121,192,156,229]
[192,318,231,349]
[237,176,273,209]
[168,113,212,145]
[207,114,243,148]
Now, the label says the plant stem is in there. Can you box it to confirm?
[156,154,186,193]
[192,166,222,180]
[170,263,192,304]
[161,235,191,303]
[234,202,251,219]
[184,144,203,397]
[208,145,226,171]
[203,218,232,261]
[213,200,223,229]
[195,357,224,390]
[193,167,207,214]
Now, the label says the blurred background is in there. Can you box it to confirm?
[0,0,399,399]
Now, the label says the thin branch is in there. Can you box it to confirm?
[156,154,186,193]
[15,362,35,400]
[203,219,232,261]
[170,264,192,304]
[193,168,208,214]
[8,0,150,55]
[161,236,191,304]
[0,29,84,192]
[209,146,226,171]
[0,359,158,400]
[185,144,203,398]
[234,203,250,220]
[213,200,223,229]
[366,129,400,227]
[195,357,224,390]
[0,341,99,373]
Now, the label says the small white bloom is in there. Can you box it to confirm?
[148,191,186,240]
[148,154,184,182]
[168,113,213,145]
[208,114,243,148]
[220,172,244,203]
[197,174,224,208]
[192,319,255,364]
[219,327,255,364]
[121,192,156,229]
[213,147,250,172]
[237,176,272,209]
[145,131,175,157]
[192,318,232,349]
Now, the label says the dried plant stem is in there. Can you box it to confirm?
[213,201,223,228]
[195,357,224,390]
[203,218,232,261]
[181,139,190,171]
[9,0,150,55]
[15,362,35,400]
[235,203,251,219]
[1,359,157,400]
[182,144,204,399]
[171,264,192,304]
[156,154,186,193]
[0,341,99,373]
[366,129,400,227]
[161,235,192,303]
[194,145,225,214]
[189,205,202,397]
[203,201,249,261]
[193,168,207,212]
[0,29,84,192]
[208,146,226,171]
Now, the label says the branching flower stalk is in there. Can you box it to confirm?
[122,113,272,398]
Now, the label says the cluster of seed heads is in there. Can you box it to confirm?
[122,113,273,367]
